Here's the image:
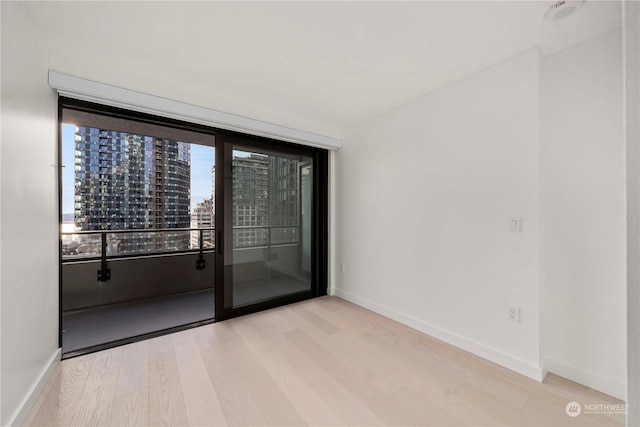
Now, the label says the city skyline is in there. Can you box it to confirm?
[61,123,214,218]
[71,125,194,254]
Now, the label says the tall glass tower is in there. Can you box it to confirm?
[232,153,269,248]
[74,126,191,254]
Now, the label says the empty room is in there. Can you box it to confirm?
[1,1,639,426]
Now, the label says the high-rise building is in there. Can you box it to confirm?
[232,154,268,247]
[74,126,191,255]
[230,153,306,249]
[190,198,214,249]
[268,157,302,245]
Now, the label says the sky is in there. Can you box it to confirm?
[61,123,215,216]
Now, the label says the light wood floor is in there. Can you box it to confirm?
[23,296,625,426]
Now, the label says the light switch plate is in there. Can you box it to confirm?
[509,217,522,233]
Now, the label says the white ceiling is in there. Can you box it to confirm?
[20,1,622,136]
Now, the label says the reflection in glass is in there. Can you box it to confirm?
[228,149,313,308]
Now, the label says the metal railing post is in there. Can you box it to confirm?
[196,229,206,270]
[97,232,111,281]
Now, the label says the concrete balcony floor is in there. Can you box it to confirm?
[62,275,309,355]
[62,289,215,354]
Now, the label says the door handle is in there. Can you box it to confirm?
[217,232,223,255]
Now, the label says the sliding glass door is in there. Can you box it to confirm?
[59,98,217,356]
[215,132,327,320]
[59,99,328,355]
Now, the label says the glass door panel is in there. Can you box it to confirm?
[225,147,313,308]
[60,101,216,357]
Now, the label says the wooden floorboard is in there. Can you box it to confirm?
[23,296,626,426]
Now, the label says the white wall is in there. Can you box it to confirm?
[336,49,543,380]
[1,3,62,424]
[625,2,640,422]
[541,30,626,400]
[38,2,340,141]
[0,2,340,422]
[336,31,627,400]
[0,1,3,419]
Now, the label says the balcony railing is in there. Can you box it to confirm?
[61,227,212,261]
[61,225,300,261]
[61,226,303,312]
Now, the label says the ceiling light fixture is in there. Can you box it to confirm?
[544,0,586,22]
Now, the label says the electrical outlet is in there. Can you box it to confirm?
[509,217,523,233]
[508,307,521,323]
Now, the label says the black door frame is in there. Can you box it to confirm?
[214,130,328,321]
[58,97,219,357]
[58,97,328,356]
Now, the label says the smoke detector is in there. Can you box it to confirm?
[544,0,585,22]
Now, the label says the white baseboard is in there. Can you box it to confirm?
[333,288,546,382]
[6,348,61,427]
[546,358,626,401]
